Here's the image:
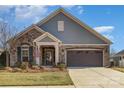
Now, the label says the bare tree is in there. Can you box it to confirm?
[0,21,17,67]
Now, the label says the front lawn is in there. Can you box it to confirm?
[112,67,124,73]
[0,71,73,86]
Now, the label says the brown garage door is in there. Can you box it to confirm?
[67,50,103,67]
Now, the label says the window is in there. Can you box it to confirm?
[21,45,29,62]
[120,57,122,60]
[58,21,64,31]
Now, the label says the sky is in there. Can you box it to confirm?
[0,5,123,52]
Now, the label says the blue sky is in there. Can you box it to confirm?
[0,5,123,52]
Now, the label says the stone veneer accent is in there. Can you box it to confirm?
[9,29,43,66]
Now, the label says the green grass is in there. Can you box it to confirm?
[0,71,73,86]
[112,67,124,73]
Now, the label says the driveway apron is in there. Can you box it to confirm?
[68,67,124,88]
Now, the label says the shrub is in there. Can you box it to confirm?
[56,62,66,71]
[57,62,66,68]
[30,61,38,66]
[20,62,28,70]
[14,62,21,67]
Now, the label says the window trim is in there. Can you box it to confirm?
[21,45,29,62]
[58,21,64,32]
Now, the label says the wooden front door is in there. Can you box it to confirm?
[42,47,55,66]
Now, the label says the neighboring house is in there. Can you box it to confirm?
[8,8,112,67]
[111,50,124,67]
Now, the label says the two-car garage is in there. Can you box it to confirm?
[67,49,103,67]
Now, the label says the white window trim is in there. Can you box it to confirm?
[58,21,64,32]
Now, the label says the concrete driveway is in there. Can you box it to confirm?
[68,67,124,88]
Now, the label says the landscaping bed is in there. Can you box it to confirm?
[0,62,73,86]
[111,67,124,73]
[0,71,73,86]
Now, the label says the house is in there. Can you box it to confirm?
[111,50,124,67]
[8,8,112,67]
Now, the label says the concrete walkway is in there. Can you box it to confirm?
[68,67,124,88]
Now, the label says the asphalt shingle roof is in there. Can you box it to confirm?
[115,50,124,56]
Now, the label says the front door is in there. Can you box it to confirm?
[42,47,55,66]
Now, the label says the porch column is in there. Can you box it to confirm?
[55,44,59,65]
[35,45,40,66]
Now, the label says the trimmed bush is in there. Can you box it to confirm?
[56,62,66,71]
[20,62,28,70]
[57,62,66,68]
[14,62,21,67]
[30,61,38,67]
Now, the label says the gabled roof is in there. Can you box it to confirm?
[8,24,45,42]
[33,32,62,43]
[37,8,112,44]
[114,50,124,56]
[15,24,45,39]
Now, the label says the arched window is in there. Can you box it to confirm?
[21,44,29,62]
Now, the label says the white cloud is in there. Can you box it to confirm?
[15,5,49,22]
[0,18,3,21]
[0,6,14,12]
[61,5,75,9]
[0,18,8,23]
[60,5,84,14]
[78,9,84,14]
[0,5,84,23]
[77,6,84,14]
[94,26,115,41]
[94,26,114,33]
[77,6,83,9]
[104,34,114,41]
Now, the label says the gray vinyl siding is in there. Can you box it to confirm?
[39,13,106,44]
